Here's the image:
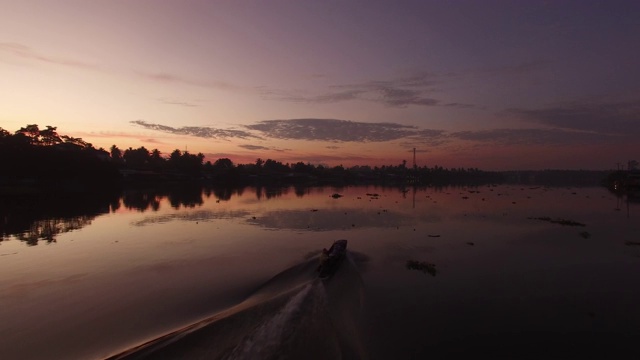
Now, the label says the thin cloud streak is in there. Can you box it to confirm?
[449,128,614,146]
[260,72,475,108]
[137,71,241,91]
[0,42,99,70]
[0,42,242,92]
[509,98,640,135]
[157,98,198,107]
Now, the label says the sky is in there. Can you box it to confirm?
[1,0,639,170]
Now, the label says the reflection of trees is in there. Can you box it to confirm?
[0,192,118,245]
[167,186,204,209]
[207,186,247,202]
[121,186,205,211]
[255,185,288,200]
[16,216,95,246]
[121,190,162,211]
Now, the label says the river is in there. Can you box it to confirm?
[1,184,639,359]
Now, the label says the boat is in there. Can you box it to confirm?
[317,239,348,279]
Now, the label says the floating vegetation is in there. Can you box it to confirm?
[331,193,343,199]
[579,231,591,239]
[528,217,586,227]
[406,260,437,276]
[428,234,441,238]
[466,242,475,246]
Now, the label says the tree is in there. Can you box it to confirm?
[110,145,122,162]
[123,146,151,169]
[40,126,62,146]
[213,158,234,170]
[149,149,165,170]
[15,124,41,145]
[61,135,92,149]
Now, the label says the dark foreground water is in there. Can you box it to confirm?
[1,185,640,359]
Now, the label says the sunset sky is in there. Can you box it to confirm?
[1,0,639,170]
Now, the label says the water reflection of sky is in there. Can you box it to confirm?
[1,185,640,359]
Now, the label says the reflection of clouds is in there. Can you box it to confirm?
[132,210,251,226]
[246,208,412,231]
[131,120,260,140]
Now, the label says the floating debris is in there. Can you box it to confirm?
[311,209,319,212]
[466,242,475,246]
[331,193,343,199]
[428,234,441,238]
[406,260,437,276]
[528,217,586,227]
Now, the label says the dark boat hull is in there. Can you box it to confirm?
[318,239,348,279]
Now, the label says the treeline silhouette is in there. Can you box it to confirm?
[0,125,120,190]
[1,124,505,189]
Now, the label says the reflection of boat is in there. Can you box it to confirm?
[318,239,348,279]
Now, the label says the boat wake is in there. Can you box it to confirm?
[106,249,367,360]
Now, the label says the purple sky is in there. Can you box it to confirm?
[1,0,639,169]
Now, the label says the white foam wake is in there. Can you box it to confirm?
[226,283,316,359]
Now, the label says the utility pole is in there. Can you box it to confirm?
[413,148,417,171]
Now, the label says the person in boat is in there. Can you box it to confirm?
[318,248,330,271]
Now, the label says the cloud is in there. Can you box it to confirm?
[140,138,165,144]
[0,42,98,70]
[138,71,239,91]
[245,118,418,142]
[157,98,198,107]
[260,72,475,108]
[131,116,619,151]
[131,120,260,140]
[0,42,239,92]
[449,128,614,146]
[473,60,549,77]
[377,87,439,107]
[238,144,270,151]
[509,99,640,135]
[402,129,449,147]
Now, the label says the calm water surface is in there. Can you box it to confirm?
[1,185,640,359]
